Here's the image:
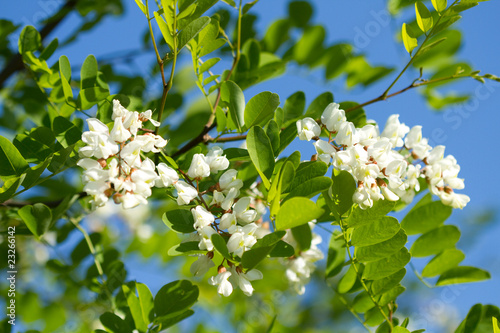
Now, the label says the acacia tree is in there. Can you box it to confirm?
[1,0,499,332]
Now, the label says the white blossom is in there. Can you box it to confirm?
[190,255,214,277]
[174,181,198,205]
[296,117,321,141]
[205,146,230,174]
[187,153,210,179]
[209,270,233,297]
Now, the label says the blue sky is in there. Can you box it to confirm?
[2,0,500,331]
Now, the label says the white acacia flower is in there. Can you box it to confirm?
[134,134,166,153]
[296,117,321,141]
[187,154,210,179]
[140,109,161,127]
[219,169,243,193]
[119,141,142,168]
[426,145,446,165]
[112,99,128,120]
[190,255,214,277]
[321,103,346,132]
[233,197,257,224]
[80,130,118,159]
[174,181,198,205]
[229,267,263,296]
[120,192,148,209]
[219,212,238,233]
[156,163,179,187]
[192,206,215,230]
[227,223,258,257]
[336,122,359,147]
[206,146,230,174]
[123,111,142,136]
[209,270,233,297]
[197,226,216,251]
[313,140,336,164]
[381,114,409,147]
[110,117,131,143]
[358,124,379,146]
[438,192,470,209]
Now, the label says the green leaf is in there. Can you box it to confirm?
[211,234,232,260]
[494,317,500,333]
[168,242,205,256]
[330,169,356,217]
[421,248,465,278]
[80,54,98,89]
[0,135,29,179]
[100,312,132,333]
[200,57,220,73]
[291,223,312,251]
[410,225,460,257]
[216,107,227,132]
[326,230,346,278]
[246,126,275,188]
[262,19,290,53]
[130,283,153,325]
[393,327,411,333]
[77,87,110,110]
[436,266,490,286]
[58,55,71,82]
[276,197,324,230]
[355,229,407,262]
[18,25,41,54]
[52,116,82,148]
[178,17,211,51]
[294,25,325,64]
[154,280,199,317]
[242,0,259,14]
[286,176,332,200]
[155,310,194,329]
[269,240,295,257]
[363,247,411,280]
[432,15,461,35]
[288,1,313,28]
[221,81,245,132]
[122,284,148,332]
[370,268,406,295]
[290,161,328,188]
[40,38,59,61]
[241,231,285,269]
[244,91,280,128]
[18,203,52,239]
[134,0,147,15]
[266,119,280,156]
[351,216,401,247]
[402,23,418,54]
[338,264,359,293]
[378,284,405,306]
[277,123,298,154]
[22,158,53,190]
[401,201,452,235]
[162,209,195,233]
[0,176,24,203]
[415,2,434,33]
[352,292,376,313]
[283,91,306,125]
[347,200,395,228]
[154,11,174,50]
[304,92,334,119]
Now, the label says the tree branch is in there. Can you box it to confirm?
[0,0,78,89]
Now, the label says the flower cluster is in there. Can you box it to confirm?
[296,103,469,209]
[78,100,167,208]
[283,222,324,295]
[182,155,270,296]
